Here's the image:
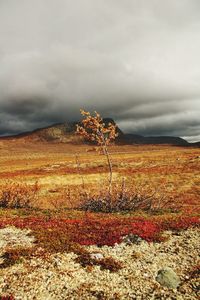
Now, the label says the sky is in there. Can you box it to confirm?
[0,0,200,141]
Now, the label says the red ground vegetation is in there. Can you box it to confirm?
[0,213,199,247]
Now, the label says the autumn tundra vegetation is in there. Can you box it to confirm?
[0,109,199,222]
[0,110,199,298]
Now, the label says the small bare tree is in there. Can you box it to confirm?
[76,109,118,196]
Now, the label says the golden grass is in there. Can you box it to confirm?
[0,139,199,211]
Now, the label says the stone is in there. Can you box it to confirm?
[156,267,181,289]
[122,234,143,245]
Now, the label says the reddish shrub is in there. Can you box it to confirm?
[75,252,123,272]
[188,264,200,279]
[0,214,199,249]
[0,296,15,300]
[161,216,200,231]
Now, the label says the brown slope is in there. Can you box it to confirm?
[0,119,198,147]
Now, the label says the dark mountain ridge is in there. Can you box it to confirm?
[0,119,199,147]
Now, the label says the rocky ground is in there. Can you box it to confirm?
[0,226,199,300]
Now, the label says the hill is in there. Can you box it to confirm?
[118,133,189,146]
[0,119,198,147]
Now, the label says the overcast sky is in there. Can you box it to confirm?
[0,0,200,141]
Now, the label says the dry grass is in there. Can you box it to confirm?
[0,139,199,212]
[0,181,39,208]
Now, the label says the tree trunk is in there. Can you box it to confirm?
[103,145,113,197]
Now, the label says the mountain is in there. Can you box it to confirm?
[27,122,80,143]
[1,119,122,144]
[0,119,198,147]
[190,141,200,147]
[118,134,189,146]
[8,122,83,143]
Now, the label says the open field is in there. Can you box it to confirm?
[0,139,199,212]
[0,140,199,299]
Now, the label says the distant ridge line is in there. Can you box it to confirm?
[0,119,199,147]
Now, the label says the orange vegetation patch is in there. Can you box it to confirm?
[0,141,199,211]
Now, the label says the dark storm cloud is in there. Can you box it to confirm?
[0,0,200,141]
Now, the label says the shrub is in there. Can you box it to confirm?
[0,246,50,269]
[0,247,36,269]
[75,252,123,272]
[79,179,173,213]
[0,181,39,208]
[0,215,199,252]
[161,216,200,231]
[97,257,123,272]
[188,263,200,279]
[0,296,15,300]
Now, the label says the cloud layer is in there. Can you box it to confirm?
[0,0,200,141]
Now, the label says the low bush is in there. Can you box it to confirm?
[0,246,48,269]
[75,252,123,272]
[0,296,15,300]
[188,263,200,280]
[79,179,174,213]
[160,216,200,231]
[0,181,39,209]
[0,214,199,254]
[0,247,35,269]
[97,257,123,272]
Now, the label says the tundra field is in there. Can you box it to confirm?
[0,140,199,299]
[0,139,199,212]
